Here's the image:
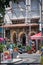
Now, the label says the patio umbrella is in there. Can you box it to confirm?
[30,32,43,50]
[30,32,42,40]
[0,37,5,42]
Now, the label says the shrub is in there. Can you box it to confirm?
[0,44,4,52]
[26,46,32,51]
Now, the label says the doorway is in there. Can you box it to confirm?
[19,32,26,46]
[12,31,17,43]
[22,34,26,46]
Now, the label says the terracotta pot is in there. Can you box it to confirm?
[27,50,32,54]
[14,48,18,52]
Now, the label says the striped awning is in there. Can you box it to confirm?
[30,32,43,40]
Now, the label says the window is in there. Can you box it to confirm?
[31,0,39,16]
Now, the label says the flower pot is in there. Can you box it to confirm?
[14,48,18,52]
[27,50,32,54]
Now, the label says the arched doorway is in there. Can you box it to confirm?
[12,31,17,43]
[29,31,36,36]
[28,31,36,42]
[19,32,26,46]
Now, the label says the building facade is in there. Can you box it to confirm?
[1,0,41,46]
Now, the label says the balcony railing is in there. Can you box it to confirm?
[5,6,40,20]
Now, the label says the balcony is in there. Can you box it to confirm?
[6,8,40,21]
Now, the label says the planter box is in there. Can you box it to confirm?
[19,53,41,63]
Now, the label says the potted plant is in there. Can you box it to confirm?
[14,44,19,52]
[26,46,32,54]
[0,44,4,52]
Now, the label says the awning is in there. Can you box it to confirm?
[30,32,43,40]
[1,23,38,28]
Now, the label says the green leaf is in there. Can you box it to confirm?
[0,44,4,52]
[26,46,32,51]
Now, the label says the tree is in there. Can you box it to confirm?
[0,0,10,20]
[0,0,19,20]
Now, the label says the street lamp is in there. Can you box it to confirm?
[39,0,43,46]
[25,0,31,46]
[41,0,43,46]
